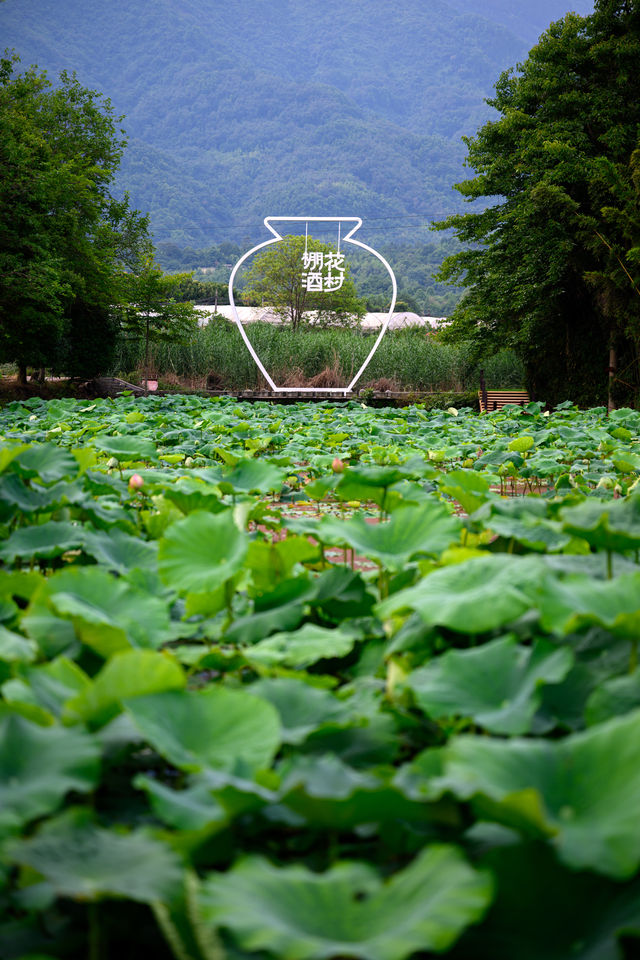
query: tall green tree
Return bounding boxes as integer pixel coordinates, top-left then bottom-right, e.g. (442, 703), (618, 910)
(119, 253), (199, 380)
(433, 0), (640, 407)
(242, 235), (366, 331)
(0, 53), (149, 381)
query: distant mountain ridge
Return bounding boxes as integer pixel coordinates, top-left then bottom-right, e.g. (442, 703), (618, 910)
(1, 0), (594, 247)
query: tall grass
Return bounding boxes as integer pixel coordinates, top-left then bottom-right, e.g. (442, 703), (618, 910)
(113, 321), (524, 392)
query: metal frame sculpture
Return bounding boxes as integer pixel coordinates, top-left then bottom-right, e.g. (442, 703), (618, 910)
(228, 216), (397, 394)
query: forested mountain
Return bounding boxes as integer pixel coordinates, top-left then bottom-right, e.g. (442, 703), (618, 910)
(1, 0), (593, 250)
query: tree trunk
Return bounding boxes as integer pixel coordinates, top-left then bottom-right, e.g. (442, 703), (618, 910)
(17, 364), (27, 385)
(608, 345), (616, 413)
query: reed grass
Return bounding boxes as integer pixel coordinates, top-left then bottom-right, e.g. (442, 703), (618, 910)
(113, 321), (524, 392)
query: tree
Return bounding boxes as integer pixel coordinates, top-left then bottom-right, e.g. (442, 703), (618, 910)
(0, 52), (149, 381)
(432, 1), (640, 408)
(119, 253), (199, 380)
(242, 235), (366, 331)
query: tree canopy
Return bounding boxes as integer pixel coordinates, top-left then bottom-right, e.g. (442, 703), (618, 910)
(242, 235), (366, 331)
(433, 0), (640, 408)
(0, 52), (149, 380)
(119, 253), (200, 378)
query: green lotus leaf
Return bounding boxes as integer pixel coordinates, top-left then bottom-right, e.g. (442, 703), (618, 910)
(0, 473), (67, 514)
(125, 686), (281, 772)
(0, 521), (86, 563)
(82, 527), (158, 574)
(159, 477), (226, 515)
(223, 600), (305, 646)
(93, 435), (158, 462)
(17, 658), (91, 719)
(7, 807), (182, 903)
(449, 842), (640, 960)
(65, 649), (185, 728)
(319, 501), (461, 570)
(585, 672), (640, 727)
(198, 767), (279, 818)
(134, 774), (227, 832)
(246, 536), (320, 592)
(474, 450), (524, 470)
(278, 753), (432, 829)
(484, 499), (571, 553)
(308, 566), (376, 620)
(198, 847), (492, 960)
(406, 636), (573, 735)
(42, 566), (172, 656)
(438, 469), (493, 514)
(158, 509), (248, 593)
(561, 495), (640, 552)
(0, 714), (100, 834)
(377, 555), (545, 634)
(0, 625), (38, 663)
(14, 444), (80, 483)
(441, 709), (640, 878)
(0, 442), (29, 474)
(218, 459), (285, 493)
(612, 450), (640, 473)
(245, 623), (358, 669)
(249, 678), (346, 744)
(537, 571), (640, 637)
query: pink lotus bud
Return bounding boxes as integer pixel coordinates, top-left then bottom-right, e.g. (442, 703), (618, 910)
(332, 457), (345, 473)
(128, 473), (144, 491)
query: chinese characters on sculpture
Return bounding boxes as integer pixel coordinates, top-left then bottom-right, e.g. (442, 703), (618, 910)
(301, 251), (346, 293)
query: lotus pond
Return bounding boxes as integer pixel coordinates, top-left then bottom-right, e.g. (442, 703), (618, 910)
(1, 393), (640, 959)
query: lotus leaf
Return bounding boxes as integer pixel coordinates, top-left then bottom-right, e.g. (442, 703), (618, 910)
(0, 625), (38, 663)
(134, 774), (227, 832)
(0, 521), (86, 563)
(449, 842), (640, 960)
(7, 807), (182, 903)
(41, 566), (172, 656)
(438, 469), (493, 514)
(14, 444), (80, 483)
(244, 623), (358, 669)
(537, 571), (640, 637)
(158, 509), (248, 593)
(277, 753), (431, 829)
(440, 709), (640, 878)
(377, 555), (545, 634)
(0, 714), (100, 834)
(219, 458), (285, 493)
(198, 847), (492, 960)
(585, 672), (640, 726)
(125, 686), (281, 772)
(319, 501), (461, 570)
(249, 678), (346, 744)
(65, 649), (185, 728)
(93, 435), (158, 462)
(17, 658), (91, 719)
(561, 495), (640, 552)
(406, 636), (573, 734)
(82, 527), (158, 574)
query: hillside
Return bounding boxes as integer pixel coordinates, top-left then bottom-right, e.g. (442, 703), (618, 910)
(1, 0), (594, 248)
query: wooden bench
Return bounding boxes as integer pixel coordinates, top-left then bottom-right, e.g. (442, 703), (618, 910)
(478, 389), (530, 412)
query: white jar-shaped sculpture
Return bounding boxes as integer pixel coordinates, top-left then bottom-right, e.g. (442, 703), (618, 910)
(228, 217), (397, 394)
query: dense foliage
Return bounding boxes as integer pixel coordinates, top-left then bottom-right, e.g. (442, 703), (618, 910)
(0, 0), (593, 246)
(1, 394), (640, 958)
(435, 0), (640, 408)
(0, 54), (150, 381)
